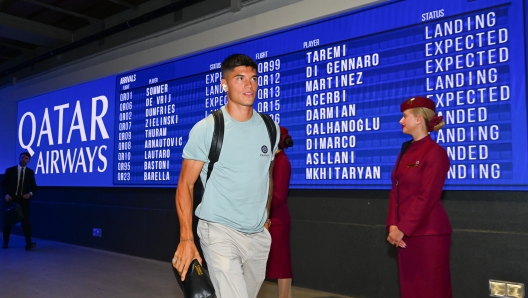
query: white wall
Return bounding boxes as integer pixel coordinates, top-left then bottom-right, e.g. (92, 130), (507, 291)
(0, 0), (381, 169)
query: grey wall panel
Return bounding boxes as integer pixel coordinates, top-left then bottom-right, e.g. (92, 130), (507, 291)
(5, 187), (524, 297)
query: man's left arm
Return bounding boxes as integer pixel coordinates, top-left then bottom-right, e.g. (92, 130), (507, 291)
(23, 169), (37, 199)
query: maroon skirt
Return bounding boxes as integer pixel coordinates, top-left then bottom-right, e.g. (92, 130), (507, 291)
(397, 234), (452, 298)
(265, 220), (292, 279)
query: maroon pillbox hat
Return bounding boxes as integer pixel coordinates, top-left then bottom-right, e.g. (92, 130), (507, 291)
(280, 126), (289, 137)
(400, 96), (436, 113)
(279, 126), (293, 149)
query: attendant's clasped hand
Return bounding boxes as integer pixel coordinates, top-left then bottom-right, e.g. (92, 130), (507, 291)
(387, 225), (407, 248)
(264, 219), (271, 230)
(172, 238), (202, 281)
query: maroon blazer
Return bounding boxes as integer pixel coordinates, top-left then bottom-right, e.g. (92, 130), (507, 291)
(266, 150), (293, 279)
(386, 135), (452, 237)
(270, 151), (291, 225)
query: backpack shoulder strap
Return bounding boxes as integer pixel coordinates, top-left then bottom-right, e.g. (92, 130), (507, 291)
(206, 109), (224, 182)
(258, 113), (277, 152)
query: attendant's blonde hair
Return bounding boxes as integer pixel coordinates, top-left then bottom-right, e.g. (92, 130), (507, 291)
(408, 107), (445, 132)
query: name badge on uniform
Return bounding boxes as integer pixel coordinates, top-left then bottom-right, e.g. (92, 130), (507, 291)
(407, 161), (420, 168)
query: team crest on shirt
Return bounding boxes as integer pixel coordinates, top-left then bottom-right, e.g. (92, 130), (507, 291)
(261, 145), (268, 154)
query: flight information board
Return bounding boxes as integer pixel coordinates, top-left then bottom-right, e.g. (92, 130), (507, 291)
(18, 0), (528, 189)
(113, 0), (528, 190)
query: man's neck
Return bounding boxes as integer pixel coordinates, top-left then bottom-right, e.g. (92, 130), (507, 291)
(225, 103), (253, 122)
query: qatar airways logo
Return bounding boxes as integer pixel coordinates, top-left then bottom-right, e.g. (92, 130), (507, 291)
(18, 95), (110, 175)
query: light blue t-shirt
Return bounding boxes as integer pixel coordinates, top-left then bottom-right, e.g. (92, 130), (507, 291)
(182, 106), (279, 233)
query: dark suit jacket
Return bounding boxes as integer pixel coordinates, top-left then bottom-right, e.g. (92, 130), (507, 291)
(2, 166), (37, 198)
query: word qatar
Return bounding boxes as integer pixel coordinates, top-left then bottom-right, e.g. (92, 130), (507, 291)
(18, 96), (110, 155)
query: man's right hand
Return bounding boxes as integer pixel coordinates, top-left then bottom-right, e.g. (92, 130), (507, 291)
(5, 194), (11, 202)
(173, 159), (204, 280)
(172, 240), (202, 280)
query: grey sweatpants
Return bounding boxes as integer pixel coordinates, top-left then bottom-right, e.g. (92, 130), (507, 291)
(197, 220), (271, 298)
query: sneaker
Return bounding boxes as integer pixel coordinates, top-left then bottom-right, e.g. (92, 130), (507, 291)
(25, 242), (36, 251)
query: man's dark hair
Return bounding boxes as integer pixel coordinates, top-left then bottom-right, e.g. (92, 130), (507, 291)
(221, 54), (258, 78)
(20, 152), (31, 159)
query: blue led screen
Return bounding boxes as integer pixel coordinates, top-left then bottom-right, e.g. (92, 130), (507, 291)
(18, 0), (528, 189)
(17, 77), (116, 186)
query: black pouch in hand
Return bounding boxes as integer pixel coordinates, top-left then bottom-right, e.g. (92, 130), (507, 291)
(172, 259), (216, 298)
(4, 202), (24, 226)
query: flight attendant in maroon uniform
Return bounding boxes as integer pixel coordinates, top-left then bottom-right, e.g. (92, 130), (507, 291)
(386, 96), (453, 298)
(266, 126), (294, 298)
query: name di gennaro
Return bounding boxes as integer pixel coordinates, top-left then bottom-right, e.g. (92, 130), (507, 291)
(18, 95), (110, 175)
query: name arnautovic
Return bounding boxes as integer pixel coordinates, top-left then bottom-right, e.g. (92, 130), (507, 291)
(144, 137), (182, 148)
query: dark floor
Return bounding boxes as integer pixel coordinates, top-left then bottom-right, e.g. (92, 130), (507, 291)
(0, 234), (353, 298)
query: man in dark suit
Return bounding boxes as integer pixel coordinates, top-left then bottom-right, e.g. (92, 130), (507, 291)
(2, 152), (37, 250)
